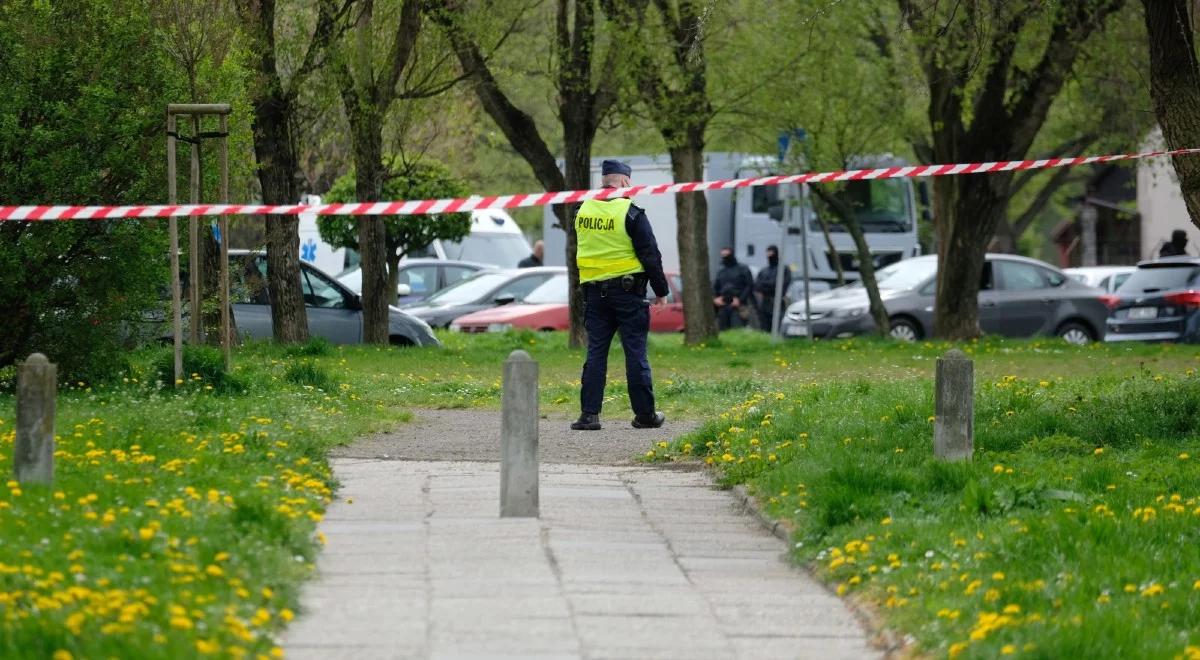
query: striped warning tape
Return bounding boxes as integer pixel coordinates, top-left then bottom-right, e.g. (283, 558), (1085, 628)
(2, 147), (1197, 221)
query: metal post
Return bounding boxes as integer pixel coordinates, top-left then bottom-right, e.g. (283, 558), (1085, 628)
(934, 349), (974, 461)
(218, 114), (231, 370)
(500, 350), (539, 518)
(771, 197), (788, 340)
(189, 113), (202, 344)
(14, 354), (56, 484)
(799, 183), (813, 340)
(166, 114), (183, 385)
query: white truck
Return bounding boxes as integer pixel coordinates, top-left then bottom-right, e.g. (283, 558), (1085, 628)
(541, 153), (923, 283)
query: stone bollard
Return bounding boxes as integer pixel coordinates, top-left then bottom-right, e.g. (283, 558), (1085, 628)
(934, 349), (973, 461)
(500, 350), (539, 517)
(15, 353), (56, 484)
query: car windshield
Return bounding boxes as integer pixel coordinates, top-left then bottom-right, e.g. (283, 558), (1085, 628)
(1117, 265), (1200, 294)
(811, 179), (913, 234)
(842, 258), (937, 292)
(426, 272), (508, 304)
(442, 234), (531, 269)
(523, 274), (569, 304)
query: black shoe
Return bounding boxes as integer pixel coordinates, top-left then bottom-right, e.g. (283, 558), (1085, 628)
(631, 412), (666, 429)
(571, 413), (601, 431)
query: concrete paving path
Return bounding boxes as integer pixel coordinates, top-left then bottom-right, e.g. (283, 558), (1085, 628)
(284, 414), (879, 659)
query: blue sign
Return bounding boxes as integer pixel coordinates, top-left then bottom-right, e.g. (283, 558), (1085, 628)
(777, 128), (807, 164)
(211, 222), (222, 244)
(301, 238), (318, 262)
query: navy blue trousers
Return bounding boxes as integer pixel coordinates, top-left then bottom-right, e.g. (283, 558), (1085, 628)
(579, 283), (656, 417)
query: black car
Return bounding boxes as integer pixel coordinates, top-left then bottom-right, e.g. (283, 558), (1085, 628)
(400, 267), (565, 328)
(1103, 257), (1200, 343)
(781, 254), (1110, 344)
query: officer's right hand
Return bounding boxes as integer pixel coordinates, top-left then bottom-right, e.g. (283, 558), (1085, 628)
(653, 296), (667, 308)
(713, 296), (724, 307)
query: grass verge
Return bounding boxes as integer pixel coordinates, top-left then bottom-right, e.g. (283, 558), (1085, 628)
(0, 344), (406, 659)
(653, 368), (1200, 659)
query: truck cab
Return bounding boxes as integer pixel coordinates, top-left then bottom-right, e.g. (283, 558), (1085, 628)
(733, 155), (922, 284)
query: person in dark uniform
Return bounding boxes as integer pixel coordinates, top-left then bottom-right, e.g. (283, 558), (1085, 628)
(1160, 230), (1189, 257)
(571, 160), (668, 431)
(518, 240), (544, 268)
(754, 244), (792, 332)
(712, 247), (753, 330)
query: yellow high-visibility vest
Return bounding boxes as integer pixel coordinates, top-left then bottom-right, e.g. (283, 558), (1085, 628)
(575, 198), (644, 283)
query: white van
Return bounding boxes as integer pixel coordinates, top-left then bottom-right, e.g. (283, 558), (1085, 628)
(299, 197), (533, 275)
(297, 195), (348, 276)
(436, 209), (533, 268)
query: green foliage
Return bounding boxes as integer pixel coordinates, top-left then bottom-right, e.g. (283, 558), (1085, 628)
(0, 0), (179, 381)
(283, 337), (334, 358)
(152, 346), (247, 394)
(283, 361), (336, 391)
(318, 159), (472, 261)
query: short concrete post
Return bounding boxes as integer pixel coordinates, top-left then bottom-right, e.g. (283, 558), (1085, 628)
(934, 349), (973, 461)
(500, 350), (539, 517)
(15, 353), (56, 484)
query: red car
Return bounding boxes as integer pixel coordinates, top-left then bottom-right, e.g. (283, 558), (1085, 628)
(450, 273), (686, 333)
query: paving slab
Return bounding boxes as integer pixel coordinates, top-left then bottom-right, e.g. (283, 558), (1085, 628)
(283, 459), (878, 659)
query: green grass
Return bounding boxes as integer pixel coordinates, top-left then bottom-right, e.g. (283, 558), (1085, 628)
(0, 331), (1196, 658)
(653, 367), (1200, 659)
(334, 328), (1200, 419)
(0, 346), (408, 659)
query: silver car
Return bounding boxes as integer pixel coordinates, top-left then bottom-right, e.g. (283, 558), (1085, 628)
(781, 254), (1109, 344)
(230, 250), (439, 347)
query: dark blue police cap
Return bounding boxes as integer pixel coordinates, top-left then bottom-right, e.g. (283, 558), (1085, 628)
(601, 159), (632, 177)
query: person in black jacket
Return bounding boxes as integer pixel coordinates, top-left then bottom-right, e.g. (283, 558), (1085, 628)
(754, 245), (792, 332)
(517, 240), (544, 268)
(1159, 230), (1189, 257)
(712, 247), (753, 330)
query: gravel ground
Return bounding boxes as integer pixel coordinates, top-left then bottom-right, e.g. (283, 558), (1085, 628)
(332, 408), (702, 465)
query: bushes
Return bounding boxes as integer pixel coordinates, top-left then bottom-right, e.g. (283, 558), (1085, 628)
(0, 0), (179, 383)
(152, 346), (247, 394)
(283, 362), (336, 391)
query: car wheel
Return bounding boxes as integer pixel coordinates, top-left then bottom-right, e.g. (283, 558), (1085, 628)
(1057, 321), (1094, 346)
(888, 317), (921, 342)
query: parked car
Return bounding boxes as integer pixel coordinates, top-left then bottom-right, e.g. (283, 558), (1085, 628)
(400, 267), (565, 328)
(229, 250), (439, 347)
(337, 258), (486, 305)
(780, 254), (1109, 344)
(1103, 257), (1200, 343)
(1065, 266), (1136, 293)
(449, 273), (686, 333)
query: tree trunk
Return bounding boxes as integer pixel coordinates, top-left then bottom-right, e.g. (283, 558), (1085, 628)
(1143, 0), (1200, 228)
(251, 90), (309, 343)
(991, 219), (1018, 253)
(562, 118), (595, 349)
(933, 172), (1012, 339)
(350, 111), (391, 343)
(387, 252), (403, 308)
(815, 214), (845, 286)
(814, 186), (888, 337)
(668, 137), (718, 344)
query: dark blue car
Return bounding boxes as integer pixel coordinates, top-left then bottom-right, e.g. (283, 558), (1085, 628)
(1104, 257), (1200, 343)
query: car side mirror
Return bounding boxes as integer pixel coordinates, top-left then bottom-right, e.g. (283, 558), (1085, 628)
(396, 283), (412, 297)
(494, 294), (516, 306)
(345, 294), (363, 311)
(767, 202), (784, 222)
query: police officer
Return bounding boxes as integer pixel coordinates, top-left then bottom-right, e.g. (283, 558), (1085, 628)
(571, 160), (668, 431)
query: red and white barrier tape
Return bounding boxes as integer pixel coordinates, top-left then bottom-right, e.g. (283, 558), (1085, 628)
(2, 147), (1198, 222)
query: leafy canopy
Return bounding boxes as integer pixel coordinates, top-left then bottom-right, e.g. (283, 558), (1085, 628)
(318, 159), (472, 260)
